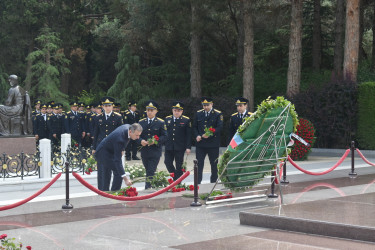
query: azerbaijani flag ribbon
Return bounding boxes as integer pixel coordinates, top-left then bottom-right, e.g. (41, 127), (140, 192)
(229, 132), (244, 149)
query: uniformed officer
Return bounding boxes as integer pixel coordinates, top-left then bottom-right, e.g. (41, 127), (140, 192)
(138, 101), (167, 189)
(82, 103), (93, 148)
(92, 97), (123, 151)
(113, 102), (121, 113)
(32, 100), (41, 118)
(34, 104), (50, 142)
(123, 101), (141, 161)
(164, 101), (192, 180)
(46, 101), (54, 115)
(48, 103), (64, 146)
(193, 97), (223, 184)
(64, 101), (86, 145)
(228, 97), (253, 141)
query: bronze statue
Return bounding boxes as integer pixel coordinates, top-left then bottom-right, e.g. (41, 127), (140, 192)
(0, 75), (32, 136)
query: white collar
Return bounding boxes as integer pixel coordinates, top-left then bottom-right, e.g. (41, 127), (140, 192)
(105, 112), (112, 117)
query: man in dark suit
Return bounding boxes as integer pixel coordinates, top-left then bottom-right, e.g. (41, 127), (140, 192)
(228, 97), (253, 140)
(95, 123), (143, 191)
(164, 101), (192, 180)
(64, 101), (86, 145)
(48, 103), (64, 146)
(193, 97), (223, 184)
(123, 101), (141, 161)
(138, 101), (167, 189)
(92, 97), (123, 152)
(34, 104), (50, 142)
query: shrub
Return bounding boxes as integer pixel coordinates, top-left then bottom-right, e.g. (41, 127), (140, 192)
(356, 82), (375, 149)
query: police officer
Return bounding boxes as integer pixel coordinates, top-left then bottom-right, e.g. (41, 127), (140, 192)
(32, 100), (41, 118)
(82, 103), (93, 148)
(123, 101), (141, 161)
(64, 101), (86, 145)
(164, 101), (192, 180)
(92, 97), (123, 151)
(228, 97), (253, 140)
(113, 102), (121, 113)
(34, 104), (50, 142)
(193, 97), (223, 184)
(138, 101), (167, 189)
(46, 101), (54, 115)
(49, 103), (64, 146)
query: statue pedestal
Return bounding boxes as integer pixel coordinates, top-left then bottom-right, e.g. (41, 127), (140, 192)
(0, 136), (36, 155)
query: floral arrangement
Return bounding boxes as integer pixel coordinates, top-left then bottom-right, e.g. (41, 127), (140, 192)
(167, 173), (195, 192)
(125, 163), (146, 180)
(0, 234), (31, 249)
(84, 156), (97, 175)
(204, 126), (215, 137)
(147, 135), (159, 145)
(289, 118), (316, 161)
(110, 186), (138, 197)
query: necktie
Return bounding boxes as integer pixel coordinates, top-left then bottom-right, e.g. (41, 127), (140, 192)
(43, 115), (46, 121)
(106, 115), (109, 120)
(240, 114), (242, 119)
(205, 112), (208, 117)
(148, 119), (152, 124)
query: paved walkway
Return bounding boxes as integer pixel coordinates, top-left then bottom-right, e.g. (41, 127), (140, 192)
(0, 148), (375, 249)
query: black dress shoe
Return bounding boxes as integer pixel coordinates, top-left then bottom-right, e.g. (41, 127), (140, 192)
(126, 157), (131, 161)
(132, 156), (141, 160)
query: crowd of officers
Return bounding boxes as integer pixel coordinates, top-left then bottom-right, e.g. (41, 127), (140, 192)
(32, 96), (252, 188)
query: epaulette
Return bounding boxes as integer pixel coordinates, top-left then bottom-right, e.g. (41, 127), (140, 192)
(125, 111), (130, 114)
(67, 111), (71, 114)
(214, 109), (222, 113)
(165, 115), (172, 118)
(248, 112), (254, 115)
(36, 113), (41, 116)
(139, 118), (146, 122)
(114, 112), (122, 116)
(182, 115), (190, 119)
(197, 109), (204, 112)
(157, 117), (164, 122)
(231, 112), (238, 116)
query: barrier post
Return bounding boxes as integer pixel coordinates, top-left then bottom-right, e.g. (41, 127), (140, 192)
(268, 167), (278, 198)
(349, 141), (357, 177)
(280, 161), (289, 184)
(62, 161), (73, 210)
(190, 159), (202, 207)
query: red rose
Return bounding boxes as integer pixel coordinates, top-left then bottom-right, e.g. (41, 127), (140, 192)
(88, 168), (92, 172)
(172, 187), (177, 192)
(26, 247), (32, 250)
(189, 185), (194, 191)
(0, 234), (7, 239)
(209, 128), (216, 133)
(154, 135), (159, 141)
(85, 171), (90, 175)
(168, 178), (173, 184)
(182, 168), (186, 172)
(170, 173), (175, 178)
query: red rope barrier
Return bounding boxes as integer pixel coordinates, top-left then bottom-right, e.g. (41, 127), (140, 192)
(356, 149), (375, 166)
(287, 149), (350, 175)
(0, 173), (62, 211)
(72, 171), (190, 201)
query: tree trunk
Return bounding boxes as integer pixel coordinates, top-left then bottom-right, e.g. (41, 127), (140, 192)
(372, 2), (375, 69)
(236, 1), (244, 78)
(312, 0), (322, 71)
(287, 0), (303, 98)
(343, 0), (360, 82)
(358, 0), (367, 60)
(190, 0), (202, 98)
(243, 0), (254, 111)
(25, 39), (34, 91)
(60, 46), (71, 94)
(334, 0), (345, 78)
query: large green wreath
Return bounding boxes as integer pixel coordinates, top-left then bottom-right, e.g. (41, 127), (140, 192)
(218, 96), (299, 190)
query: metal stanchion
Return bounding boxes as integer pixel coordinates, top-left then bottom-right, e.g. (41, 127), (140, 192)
(190, 159), (202, 207)
(349, 141), (357, 178)
(62, 161), (73, 210)
(268, 169), (278, 198)
(280, 161), (289, 184)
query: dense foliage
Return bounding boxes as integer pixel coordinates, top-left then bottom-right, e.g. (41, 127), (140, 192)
(356, 82), (375, 149)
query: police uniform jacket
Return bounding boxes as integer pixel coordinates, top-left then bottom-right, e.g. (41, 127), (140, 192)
(49, 113), (64, 137)
(92, 112), (123, 150)
(95, 124), (131, 177)
(123, 110), (141, 124)
(193, 109), (223, 148)
(229, 111), (253, 139)
(64, 111), (85, 138)
(165, 115), (192, 151)
(34, 113), (49, 138)
(138, 117), (167, 158)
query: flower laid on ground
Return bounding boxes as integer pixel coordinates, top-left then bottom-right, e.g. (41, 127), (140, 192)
(0, 233), (31, 249)
(199, 190), (230, 201)
(290, 118), (316, 161)
(125, 163), (146, 180)
(213, 192), (233, 200)
(170, 183), (197, 193)
(147, 135), (159, 145)
(110, 186), (138, 197)
(204, 126), (215, 137)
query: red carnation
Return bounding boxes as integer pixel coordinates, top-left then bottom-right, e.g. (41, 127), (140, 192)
(189, 185), (194, 191)
(0, 234), (7, 239)
(182, 168), (186, 172)
(170, 173), (175, 178)
(154, 135), (159, 141)
(26, 247), (32, 250)
(209, 128), (216, 133)
(88, 168), (92, 172)
(75, 144), (79, 147)
(85, 171), (90, 175)
(168, 178), (173, 184)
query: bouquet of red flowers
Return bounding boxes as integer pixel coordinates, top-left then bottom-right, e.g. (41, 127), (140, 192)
(148, 135), (159, 145)
(204, 126), (215, 137)
(112, 186), (138, 197)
